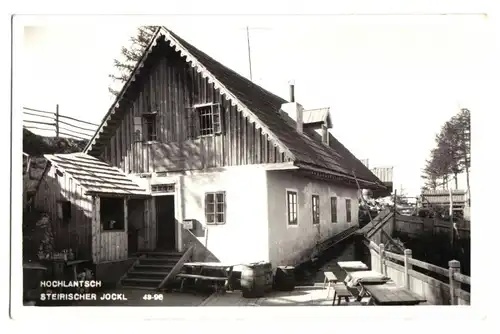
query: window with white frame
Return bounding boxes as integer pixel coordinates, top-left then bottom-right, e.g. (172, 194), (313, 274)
(346, 198), (352, 223)
(205, 191), (226, 225)
(287, 191), (298, 225)
(312, 195), (320, 225)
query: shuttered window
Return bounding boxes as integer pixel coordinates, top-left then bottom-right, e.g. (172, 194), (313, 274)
(186, 104), (224, 138)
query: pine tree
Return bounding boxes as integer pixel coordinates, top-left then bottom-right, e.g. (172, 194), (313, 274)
(421, 108), (471, 196)
(108, 26), (159, 97)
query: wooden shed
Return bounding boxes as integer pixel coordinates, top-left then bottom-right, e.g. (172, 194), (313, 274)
(34, 153), (149, 265)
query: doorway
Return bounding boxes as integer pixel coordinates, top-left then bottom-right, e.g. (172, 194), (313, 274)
(127, 199), (145, 256)
(155, 195), (176, 251)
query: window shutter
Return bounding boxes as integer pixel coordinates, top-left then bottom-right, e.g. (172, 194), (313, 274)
(212, 104), (222, 134)
(157, 111), (164, 142)
(133, 116), (143, 142)
(186, 107), (197, 139)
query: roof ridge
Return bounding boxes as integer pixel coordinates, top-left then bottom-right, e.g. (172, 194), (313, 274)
(161, 27), (289, 106)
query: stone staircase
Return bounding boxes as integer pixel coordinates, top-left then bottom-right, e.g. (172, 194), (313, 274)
(119, 250), (184, 290)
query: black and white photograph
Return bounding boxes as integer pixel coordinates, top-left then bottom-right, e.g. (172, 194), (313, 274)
(8, 2), (496, 324)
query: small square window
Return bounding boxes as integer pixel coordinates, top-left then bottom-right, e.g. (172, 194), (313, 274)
(101, 198), (125, 231)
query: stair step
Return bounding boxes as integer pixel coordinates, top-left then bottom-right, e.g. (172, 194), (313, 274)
(136, 250), (183, 257)
(127, 271), (169, 278)
(134, 264), (175, 271)
(122, 278), (162, 283)
(140, 257), (179, 264)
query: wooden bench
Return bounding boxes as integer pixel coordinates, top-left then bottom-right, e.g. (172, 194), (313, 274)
(323, 271), (338, 298)
(177, 273), (228, 292)
(331, 283), (353, 306)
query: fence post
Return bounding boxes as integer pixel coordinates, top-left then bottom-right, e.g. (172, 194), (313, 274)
(55, 104), (60, 138)
(448, 260), (460, 305)
(379, 243), (385, 275)
(404, 249), (412, 289)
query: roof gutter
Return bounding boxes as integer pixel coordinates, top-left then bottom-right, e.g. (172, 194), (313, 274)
(83, 27), (163, 153)
(294, 162), (386, 189)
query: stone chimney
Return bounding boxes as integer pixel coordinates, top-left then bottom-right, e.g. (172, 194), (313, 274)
(289, 80), (295, 102)
(321, 124), (329, 145)
(280, 81), (304, 133)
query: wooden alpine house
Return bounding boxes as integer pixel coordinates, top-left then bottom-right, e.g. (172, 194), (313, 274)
(34, 27), (386, 289)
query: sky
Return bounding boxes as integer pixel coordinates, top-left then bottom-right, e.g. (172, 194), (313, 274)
(20, 15), (490, 196)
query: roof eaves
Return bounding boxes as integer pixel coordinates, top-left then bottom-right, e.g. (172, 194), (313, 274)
(84, 27), (164, 154)
(294, 161), (386, 189)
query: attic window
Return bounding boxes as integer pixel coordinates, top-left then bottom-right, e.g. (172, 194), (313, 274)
(142, 112), (157, 141)
(197, 104), (222, 136)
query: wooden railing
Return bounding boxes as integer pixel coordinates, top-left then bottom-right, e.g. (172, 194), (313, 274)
(368, 241), (470, 305)
(157, 245), (194, 290)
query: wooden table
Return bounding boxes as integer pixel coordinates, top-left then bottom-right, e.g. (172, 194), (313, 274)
(179, 262), (236, 292)
(343, 270), (392, 302)
(344, 270), (391, 286)
(337, 261), (369, 272)
(362, 282), (427, 305)
(66, 259), (90, 280)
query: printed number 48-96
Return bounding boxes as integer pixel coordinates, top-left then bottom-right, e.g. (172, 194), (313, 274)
(142, 294), (164, 301)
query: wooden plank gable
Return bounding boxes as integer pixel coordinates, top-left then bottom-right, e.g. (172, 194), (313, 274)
(96, 45), (288, 174)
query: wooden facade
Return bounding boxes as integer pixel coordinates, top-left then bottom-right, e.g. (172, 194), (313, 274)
(34, 164), (93, 260)
(91, 197), (128, 263)
(99, 44), (286, 174)
(33, 161), (154, 264)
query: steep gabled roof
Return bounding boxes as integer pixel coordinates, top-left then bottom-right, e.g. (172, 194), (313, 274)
(84, 27), (383, 188)
(44, 153), (148, 196)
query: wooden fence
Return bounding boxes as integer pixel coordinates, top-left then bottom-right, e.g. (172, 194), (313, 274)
(368, 241), (470, 305)
(394, 214), (470, 240)
(23, 105), (98, 141)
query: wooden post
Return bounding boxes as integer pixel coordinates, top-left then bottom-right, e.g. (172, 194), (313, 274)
(379, 243), (385, 275)
(404, 249), (412, 289)
(55, 104), (60, 138)
(449, 188), (454, 249)
(448, 260), (460, 305)
(393, 189), (397, 231)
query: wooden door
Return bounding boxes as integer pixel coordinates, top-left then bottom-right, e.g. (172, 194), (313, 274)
(155, 195), (176, 250)
(128, 199), (144, 255)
